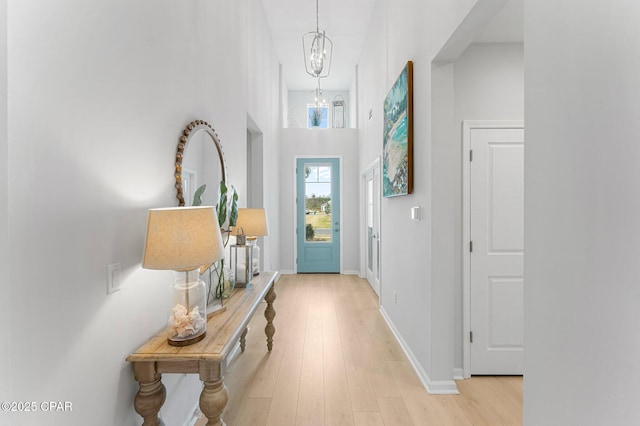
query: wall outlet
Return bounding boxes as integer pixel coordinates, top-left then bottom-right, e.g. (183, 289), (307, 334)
(106, 263), (121, 294)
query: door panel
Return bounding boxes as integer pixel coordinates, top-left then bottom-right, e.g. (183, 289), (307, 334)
(488, 144), (524, 252)
(470, 127), (524, 375)
(488, 277), (524, 347)
(296, 158), (340, 273)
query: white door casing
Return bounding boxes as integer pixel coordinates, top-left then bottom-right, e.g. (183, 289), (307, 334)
(463, 120), (524, 376)
(363, 159), (381, 296)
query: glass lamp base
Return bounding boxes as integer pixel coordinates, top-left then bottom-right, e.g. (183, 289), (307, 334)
(168, 271), (207, 347)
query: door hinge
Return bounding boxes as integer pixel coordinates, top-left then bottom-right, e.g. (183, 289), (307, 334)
(470, 331), (474, 343)
(470, 149), (473, 162)
(469, 241), (473, 253)
(296, 258), (298, 264)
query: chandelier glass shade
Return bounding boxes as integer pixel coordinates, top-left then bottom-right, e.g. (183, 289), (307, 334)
(314, 78), (325, 106)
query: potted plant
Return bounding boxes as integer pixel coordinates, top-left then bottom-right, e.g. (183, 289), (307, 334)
(193, 180), (239, 305)
(310, 107), (323, 127)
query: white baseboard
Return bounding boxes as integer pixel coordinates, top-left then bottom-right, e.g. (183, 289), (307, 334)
(453, 368), (464, 381)
(343, 270), (360, 275)
(379, 307), (459, 395)
(279, 269), (295, 275)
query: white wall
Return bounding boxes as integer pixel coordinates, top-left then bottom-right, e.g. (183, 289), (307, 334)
(279, 128), (360, 274)
(287, 90), (351, 129)
(357, 0), (478, 393)
(0, 0), (9, 405)
(430, 60), (457, 384)
(524, 1), (640, 424)
(280, 65), (289, 128)
(246, 0), (282, 273)
(6, 0), (279, 425)
(455, 43), (524, 120)
(349, 67), (358, 130)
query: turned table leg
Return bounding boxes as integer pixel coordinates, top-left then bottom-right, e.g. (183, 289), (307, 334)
(240, 327), (248, 352)
(133, 362), (166, 426)
(199, 361), (228, 426)
(264, 285), (277, 352)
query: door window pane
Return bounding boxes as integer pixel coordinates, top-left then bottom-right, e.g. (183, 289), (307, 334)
(305, 162), (332, 242)
(307, 106), (329, 128)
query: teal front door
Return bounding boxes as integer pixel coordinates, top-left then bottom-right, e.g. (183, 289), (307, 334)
(296, 158), (340, 273)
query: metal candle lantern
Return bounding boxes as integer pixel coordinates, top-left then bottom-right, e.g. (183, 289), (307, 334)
(332, 95), (345, 128)
(230, 244), (253, 288)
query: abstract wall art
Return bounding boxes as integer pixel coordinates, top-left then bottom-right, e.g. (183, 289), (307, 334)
(383, 61), (413, 197)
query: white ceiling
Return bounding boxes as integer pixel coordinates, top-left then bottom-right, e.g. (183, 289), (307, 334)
(261, 0), (523, 93)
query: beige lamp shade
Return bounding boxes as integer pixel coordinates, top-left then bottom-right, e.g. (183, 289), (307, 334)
(231, 208), (269, 237)
(142, 206), (224, 272)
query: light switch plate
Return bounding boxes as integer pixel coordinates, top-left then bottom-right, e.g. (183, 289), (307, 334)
(106, 263), (121, 294)
(411, 206), (420, 221)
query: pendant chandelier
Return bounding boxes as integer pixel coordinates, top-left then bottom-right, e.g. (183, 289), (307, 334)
(309, 77), (327, 127)
(314, 77), (326, 106)
(302, 0), (333, 79)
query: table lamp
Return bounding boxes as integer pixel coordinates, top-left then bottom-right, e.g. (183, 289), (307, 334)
(232, 208), (269, 276)
(142, 206), (224, 346)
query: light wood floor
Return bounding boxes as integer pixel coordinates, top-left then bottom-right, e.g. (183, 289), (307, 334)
(196, 274), (522, 426)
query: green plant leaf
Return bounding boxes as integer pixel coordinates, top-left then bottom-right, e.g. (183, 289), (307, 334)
(228, 186), (239, 227)
(192, 184), (206, 206)
(217, 180), (228, 227)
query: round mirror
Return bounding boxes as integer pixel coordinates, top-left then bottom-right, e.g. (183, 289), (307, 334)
(175, 120), (227, 207)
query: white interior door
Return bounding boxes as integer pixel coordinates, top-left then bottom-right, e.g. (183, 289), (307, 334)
(468, 123), (524, 375)
(364, 162), (381, 296)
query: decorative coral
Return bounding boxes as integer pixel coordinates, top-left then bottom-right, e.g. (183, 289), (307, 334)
(168, 304), (205, 338)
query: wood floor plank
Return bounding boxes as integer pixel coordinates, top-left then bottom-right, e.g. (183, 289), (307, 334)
(343, 348), (380, 412)
(429, 394), (474, 426)
(378, 397), (415, 426)
(246, 351), (284, 398)
(323, 378), (355, 426)
(353, 411), (385, 426)
(296, 380), (324, 426)
(300, 293), (323, 382)
(265, 356), (303, 426)
(234, 397), (271, 426)
(455, 376), (522, 426)
(222, 349), (267, 425)
(322, 334), (354, 426)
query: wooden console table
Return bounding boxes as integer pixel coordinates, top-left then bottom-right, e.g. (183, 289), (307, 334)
(127, 271), (278, 426)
